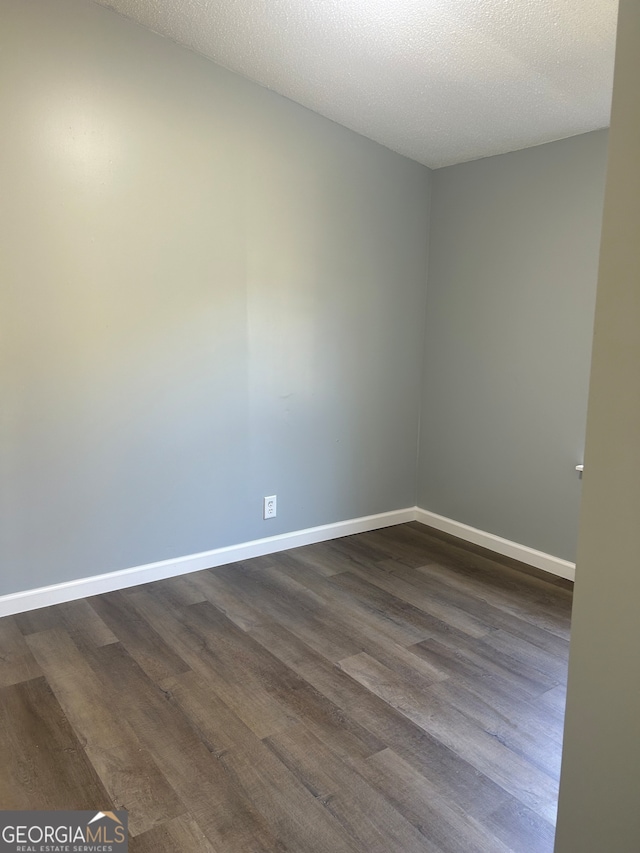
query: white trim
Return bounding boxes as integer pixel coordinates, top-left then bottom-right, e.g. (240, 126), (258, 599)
(0, 508), (415, 618)
(414, 508), (575, 581)
(0, 505), (574, 617)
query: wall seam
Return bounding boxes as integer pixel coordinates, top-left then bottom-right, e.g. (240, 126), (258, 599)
(413, 167), (435, 507)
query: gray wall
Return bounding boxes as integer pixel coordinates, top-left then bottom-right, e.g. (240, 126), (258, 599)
(0, 0), (431, 596)
(555, 0), (640, 848)
(418, 131), (609, 561)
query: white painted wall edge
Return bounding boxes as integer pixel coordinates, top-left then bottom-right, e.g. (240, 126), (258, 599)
(414, 508), (576, 581)
(0, 508), (415, 618)
(0, 505), (574, 617)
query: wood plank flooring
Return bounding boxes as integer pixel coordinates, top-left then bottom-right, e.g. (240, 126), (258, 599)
(0, 522), (572, 852)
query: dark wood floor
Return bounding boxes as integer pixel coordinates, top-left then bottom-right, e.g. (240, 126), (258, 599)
(0, 522), (572, 852)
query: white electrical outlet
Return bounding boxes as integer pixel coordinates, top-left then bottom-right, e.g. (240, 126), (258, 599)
(263, 495), (277, 519)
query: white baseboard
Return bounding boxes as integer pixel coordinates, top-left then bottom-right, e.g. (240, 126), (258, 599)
(414, 508), (576, 581)
(0, 505), (574, 618)
(0, 508), (415, 618)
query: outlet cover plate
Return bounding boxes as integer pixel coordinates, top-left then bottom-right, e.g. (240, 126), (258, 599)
(263, 495), (277, 519)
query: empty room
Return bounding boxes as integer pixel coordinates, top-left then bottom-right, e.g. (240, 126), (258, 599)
(2, 0), (639, 851)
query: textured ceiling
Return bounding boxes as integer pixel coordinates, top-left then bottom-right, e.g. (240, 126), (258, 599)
(94, 0), (618, 168)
